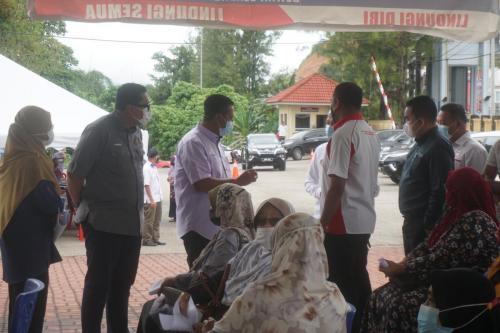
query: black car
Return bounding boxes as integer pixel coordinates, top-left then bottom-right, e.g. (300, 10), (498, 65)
(283, 128), (328, 160)
(379, 142), (415, 184)
(241, 134), (287, 171)
(377, 129), (403, 143)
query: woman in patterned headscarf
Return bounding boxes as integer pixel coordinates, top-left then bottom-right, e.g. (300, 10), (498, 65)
(137, 183), (254, 333)
(203, 212), (348, 333)
(0, 106), (61, 333)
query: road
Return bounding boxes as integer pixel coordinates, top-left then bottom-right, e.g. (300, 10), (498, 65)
(55, 159), (403, 256)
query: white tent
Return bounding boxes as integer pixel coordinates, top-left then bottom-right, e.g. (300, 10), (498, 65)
(0, 54), (107, 149)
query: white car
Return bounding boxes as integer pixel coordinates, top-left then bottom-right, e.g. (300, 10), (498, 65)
(471, 131), (500, 152)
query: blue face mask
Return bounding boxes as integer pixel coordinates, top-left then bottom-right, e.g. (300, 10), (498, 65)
(219, 120), (234, 136)
(437, 125), (449, 139)
(325, 125), (334, 138)
(417, 305), (454, 333)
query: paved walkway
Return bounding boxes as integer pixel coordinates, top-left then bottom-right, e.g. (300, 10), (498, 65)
(0, 246), (403, 332)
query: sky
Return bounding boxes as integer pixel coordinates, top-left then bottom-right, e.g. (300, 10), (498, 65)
(57, 22), (325, 85)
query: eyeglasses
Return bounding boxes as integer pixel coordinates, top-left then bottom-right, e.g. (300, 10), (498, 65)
(132, 104), (150, 112)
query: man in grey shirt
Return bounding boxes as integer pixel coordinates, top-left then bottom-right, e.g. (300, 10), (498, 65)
(68, 83), (150, 333)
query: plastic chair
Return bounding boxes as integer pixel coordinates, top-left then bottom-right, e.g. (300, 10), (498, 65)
(345, 302), (357, 333)
(10, 279), (46, 333)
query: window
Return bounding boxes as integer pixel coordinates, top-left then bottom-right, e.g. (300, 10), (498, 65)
(280, 113), (288, 125)
(317, 115), (327, 128)
(295, 114), (310, 129)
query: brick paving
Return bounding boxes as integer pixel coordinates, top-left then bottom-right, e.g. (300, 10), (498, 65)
(0, 246), (403, 332)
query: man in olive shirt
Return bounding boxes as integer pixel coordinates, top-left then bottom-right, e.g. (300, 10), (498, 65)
(68, 83), (150, 333)
(399, 96), (454, 254)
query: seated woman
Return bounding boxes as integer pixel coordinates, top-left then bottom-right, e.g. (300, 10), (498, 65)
(418, 268), (499, 333)
(361, 167), (500, 333)
(221, 198), (295, 306)
(137, 183), (254, 333)
(201, 212), (349, 333)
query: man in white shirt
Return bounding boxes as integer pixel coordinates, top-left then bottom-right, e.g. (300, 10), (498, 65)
(304, 112), (333, 219)
(143, 148), (165, 246)
(437, 103), (487, 172)
(278, 122), (288, 141)
(320, 82), (380, 332)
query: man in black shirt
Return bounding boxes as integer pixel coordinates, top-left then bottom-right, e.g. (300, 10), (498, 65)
(399, 96), (454, 254)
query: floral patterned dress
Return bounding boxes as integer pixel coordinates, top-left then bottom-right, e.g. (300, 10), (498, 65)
(361, 210), (499, 333)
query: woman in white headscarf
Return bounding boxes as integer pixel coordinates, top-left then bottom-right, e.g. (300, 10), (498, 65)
(203, 212), (348, 333)
(221, 198), (295, 306)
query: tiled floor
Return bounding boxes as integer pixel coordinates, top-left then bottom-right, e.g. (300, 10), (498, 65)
(0, 246), (404, 332)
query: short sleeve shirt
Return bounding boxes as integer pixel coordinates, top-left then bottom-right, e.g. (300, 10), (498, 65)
(174, 125), (231, 239)
(68, 113), (144, 237)
(487, 139), (500, 173)
(453, 132), (488, 172)
(143, 162), (163, 204)
(320, 113), (380, 235)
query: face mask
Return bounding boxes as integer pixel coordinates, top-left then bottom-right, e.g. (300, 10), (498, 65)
(137, 107), (151, 129)
(417, 305), (454, 333)
(418, 303), (490, 333)
(255, 227), (274, 250)
(33, 128), (54, 146)
(219, 120), (234, 137)
(404, 121), (420, 138)
(325, 125), (334, 138)
(438, 125), (449, 139)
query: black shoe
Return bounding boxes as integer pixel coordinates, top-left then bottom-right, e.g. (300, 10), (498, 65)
(155, 240), (166, 245)
(142, 240), (157, 246)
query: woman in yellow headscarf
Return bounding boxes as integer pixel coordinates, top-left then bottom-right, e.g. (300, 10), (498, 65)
(0, 106), (62, 333)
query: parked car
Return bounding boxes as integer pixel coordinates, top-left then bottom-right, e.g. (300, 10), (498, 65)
(471, 131), (500, 152)
(380, 132), (414, 156)
(283, 128), (328, 160)
(379, 140), (415, 184)
(377, 129), (403, 143)
(241, 134), (287, 171)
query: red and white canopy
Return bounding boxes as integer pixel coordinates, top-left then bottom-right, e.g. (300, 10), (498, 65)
(28, 0), (499, 41)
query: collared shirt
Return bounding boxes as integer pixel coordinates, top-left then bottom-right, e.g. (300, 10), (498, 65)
(399, 127), (454, 229)
(320, 113), (380, 235)
(452, 132), (488, 172)
(305, 142), (327, 219)
(174, 124), (231, 239)
(68, 112), (144, 237)
(487, 139), (500, 173)
(143, 162), (163, 204)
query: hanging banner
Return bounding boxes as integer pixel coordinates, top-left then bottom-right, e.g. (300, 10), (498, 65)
(28, 0), (500, 41)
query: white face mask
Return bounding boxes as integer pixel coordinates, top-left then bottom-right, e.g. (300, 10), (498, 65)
(254, 228), (274, 251)
(33, 128), (54, 146)
(138, 107), (151, 129)
(403, 122), (415, 138)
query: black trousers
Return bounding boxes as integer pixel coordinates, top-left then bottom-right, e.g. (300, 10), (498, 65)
(324, 233), (371, 333)
(181, 231), (210, 269)
(81, 222), (141, 333)
(402, 217), (426, 255)
(8, 272), (49, 333)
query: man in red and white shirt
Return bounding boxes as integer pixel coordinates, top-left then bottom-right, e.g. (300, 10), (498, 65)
(320, 82), (380, 332)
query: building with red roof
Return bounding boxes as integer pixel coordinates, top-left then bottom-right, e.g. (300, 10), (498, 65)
(266, 73), (368, 138)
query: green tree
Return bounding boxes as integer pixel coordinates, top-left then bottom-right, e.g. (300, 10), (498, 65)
(150, 45), (197, 104)
(148, 82), (252, 156)
(316, 32), (435, 123)
(265, 70), (295, 96)
(152, 29), (280, 99)
(0, 0), (78, 89)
